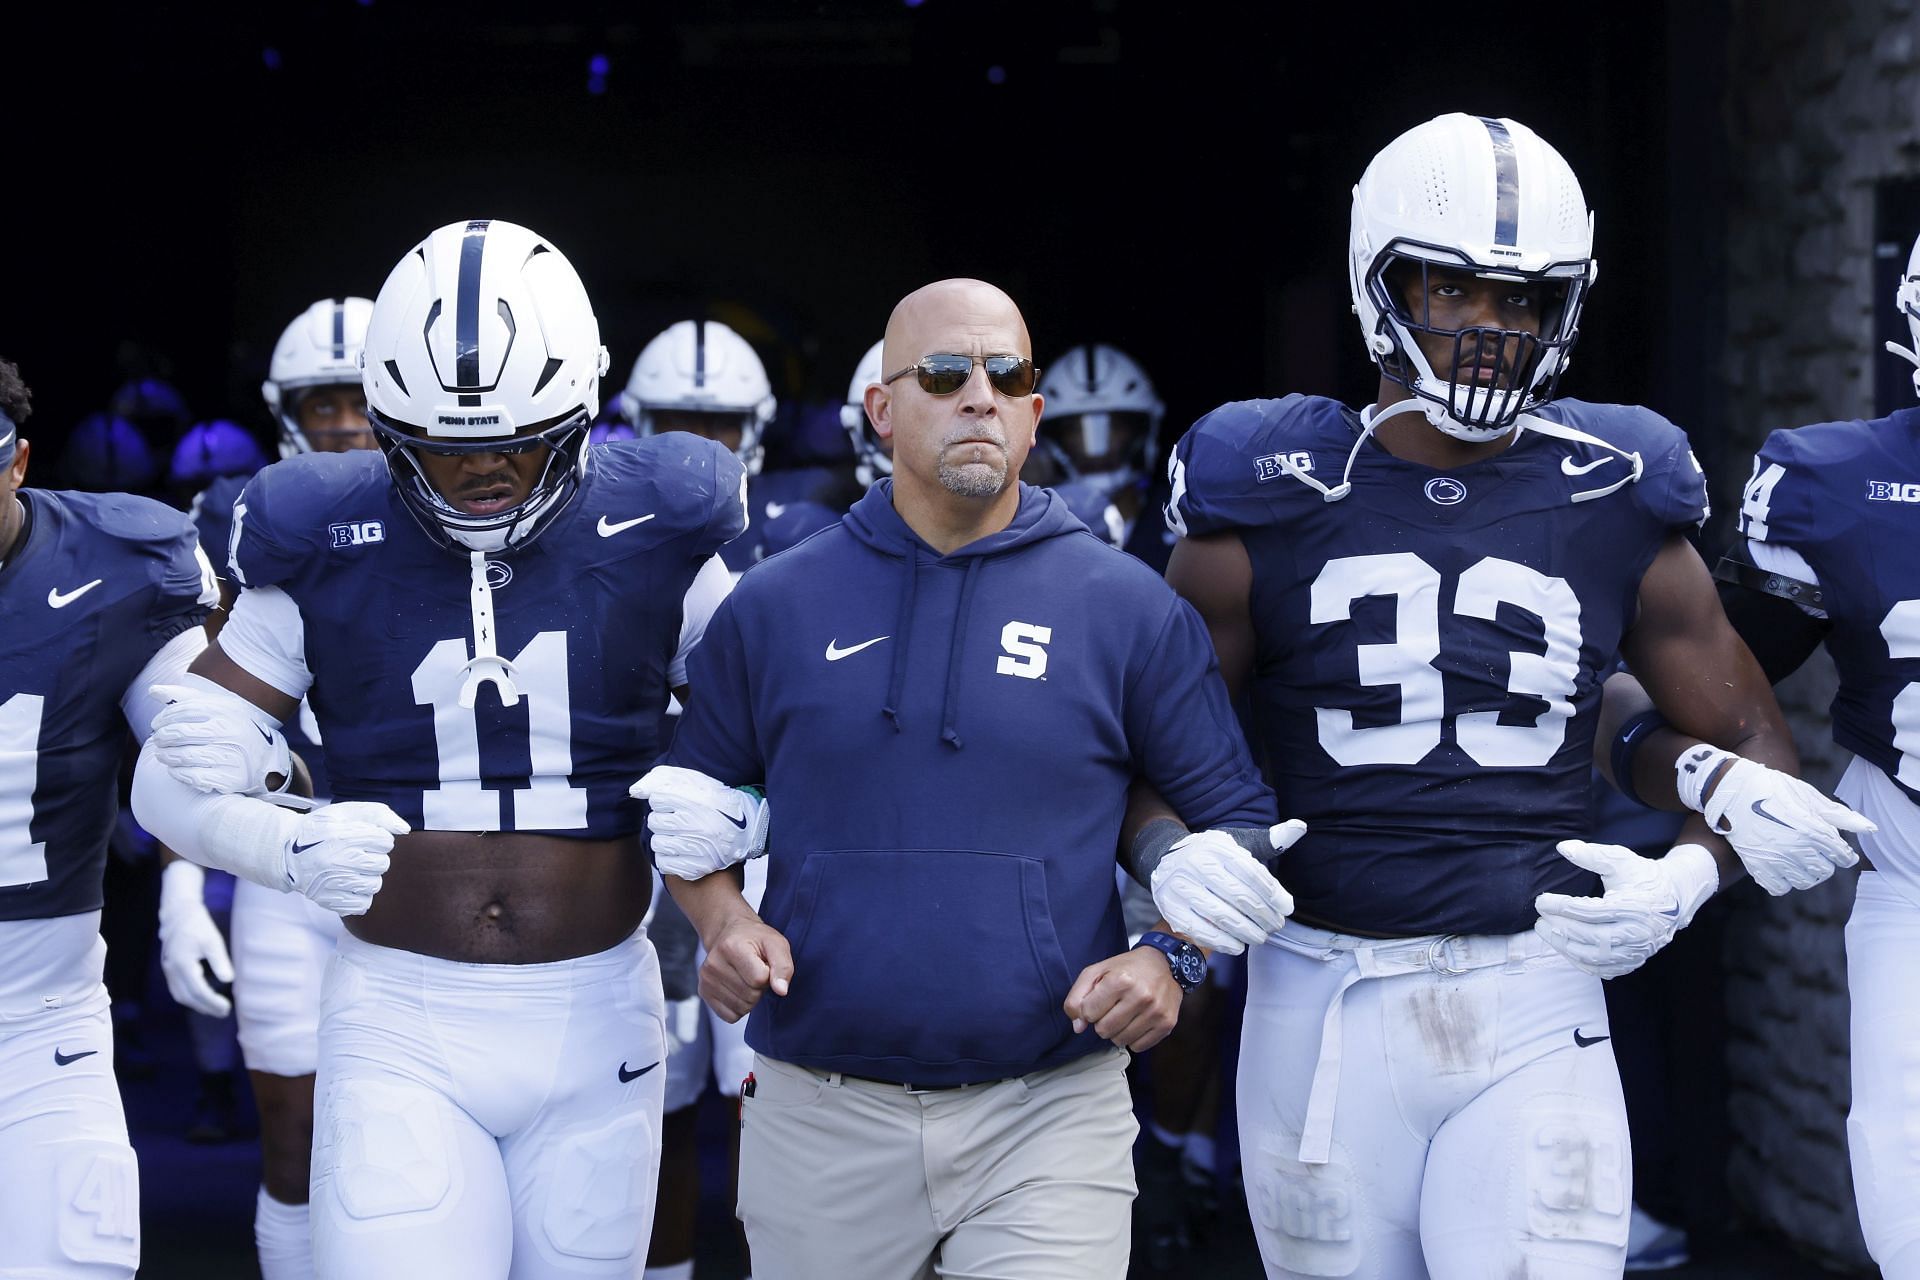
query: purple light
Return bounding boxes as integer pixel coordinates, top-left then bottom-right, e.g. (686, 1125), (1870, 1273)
(986, 64), (1006, 85)
(589, 53), (609, 75)
(903, 0), (925, 7)
(587, 52), (609, 95)
(262, 47), (282, 70)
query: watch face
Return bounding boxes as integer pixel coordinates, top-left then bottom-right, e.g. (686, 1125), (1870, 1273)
(1175, 950), (1207, 988)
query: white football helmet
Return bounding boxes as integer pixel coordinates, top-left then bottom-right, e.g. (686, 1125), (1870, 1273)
(262, 297), (374, 458)
(1349, 113), (1596, 442)
(839, 338), (888, 486)
(362, 219), (609, 553)
(1036, 344), (1165, 489)
(618, 320), (776, 476)
(1887, 232), (1920, 397)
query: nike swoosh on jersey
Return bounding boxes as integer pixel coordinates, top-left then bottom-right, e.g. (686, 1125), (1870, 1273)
(1572, 1029), (1610, 1048)
(47, 579), (104, 608)
(825, 635), (890, 661)
(597, 513), (658, 537)
(54, 1047), (100, 1066)
(765, 501), (788, 519)
(1561, 456), (1615, 477)
(619, 1060), (660, 1082)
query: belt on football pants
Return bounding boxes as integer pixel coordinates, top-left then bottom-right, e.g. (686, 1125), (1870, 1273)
(1267, 923), (1542, 1165)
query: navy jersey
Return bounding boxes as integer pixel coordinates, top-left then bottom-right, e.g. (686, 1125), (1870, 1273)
(721, 466), (848, 573)
(230, 437), (745, 837)
(1053, 477), (1176, 573)
(1739, 407), (1920, 801)
(1168, 395), (1708, 936)
(188, 473), (252, 579)
(0, 490), (215, 920)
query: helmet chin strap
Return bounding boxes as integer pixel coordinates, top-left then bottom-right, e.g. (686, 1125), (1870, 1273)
(1270, 398), (1430, 504)
(1888, 338), (1920, 398)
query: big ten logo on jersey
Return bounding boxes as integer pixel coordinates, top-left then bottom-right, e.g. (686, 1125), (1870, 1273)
(329, 520), (386, 549)
(1255, 451), (1315, 483)
(995, 622), (1052, 679)
(1867, 479), (1920, 504)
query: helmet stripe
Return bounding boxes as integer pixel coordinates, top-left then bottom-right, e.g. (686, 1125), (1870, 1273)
(330, 299), (346, 360)
(1084, 345), (1097, 390)
(694, 320), (707, 389)
(1477, 117), (1519, 248)
(455, 220), (491, 390)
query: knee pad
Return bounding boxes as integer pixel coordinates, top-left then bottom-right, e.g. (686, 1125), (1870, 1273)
(322, 1078), (452, 1221)
(1519, 1096), (1629, 1249)
(534, 1111), (659, 1262)
(55, 1141), (141, 1273)
(1243, 1131), (1361, 1277)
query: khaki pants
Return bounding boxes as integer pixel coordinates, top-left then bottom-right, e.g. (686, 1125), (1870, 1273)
(739, 1047), (1137, 1280)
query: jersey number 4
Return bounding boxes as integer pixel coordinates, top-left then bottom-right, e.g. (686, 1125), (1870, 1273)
(411, 632), (590, 831)
(1312, 553), (1582, 768)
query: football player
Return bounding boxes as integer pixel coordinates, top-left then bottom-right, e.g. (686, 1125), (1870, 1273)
(623, 318), (842, 574)
(1040, 343), (1175, 572)
(0, 356), (220, 1278)
(162, 296), (377, 1280)
(133, 219), (745, 1279)
(1152, 113), (1860, 1276)
(1601, 231), (1920, 1277)
(842, 337), (889, 488)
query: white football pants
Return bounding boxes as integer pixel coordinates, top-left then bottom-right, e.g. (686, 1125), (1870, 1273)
(0, 982), (140, 1278)
(1841, 756), (1920, 1277)
(1238, 921), (1630, 1279)
(310, 928), (667, 1280)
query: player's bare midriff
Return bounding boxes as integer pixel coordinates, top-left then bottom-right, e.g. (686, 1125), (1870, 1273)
(345, 829), (651, 964)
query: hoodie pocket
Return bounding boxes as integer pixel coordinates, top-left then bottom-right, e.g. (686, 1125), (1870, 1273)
(768, 848), (1078, 1071)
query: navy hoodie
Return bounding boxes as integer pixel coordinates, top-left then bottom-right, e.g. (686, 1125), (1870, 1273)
(666, 480), (1275, 1085)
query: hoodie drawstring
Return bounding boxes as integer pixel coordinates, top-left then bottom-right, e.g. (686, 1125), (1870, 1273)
(881, 546), (919, 732)
(939, 557), (985, 749)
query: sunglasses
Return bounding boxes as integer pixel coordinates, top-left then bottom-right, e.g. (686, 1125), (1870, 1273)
(883, 353), (1040, 397)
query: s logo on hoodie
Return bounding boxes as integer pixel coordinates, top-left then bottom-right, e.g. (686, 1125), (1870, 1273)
(995, 622), (1053, 680)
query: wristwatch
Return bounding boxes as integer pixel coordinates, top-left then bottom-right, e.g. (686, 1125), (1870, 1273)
(1136, 930), (1207, 994)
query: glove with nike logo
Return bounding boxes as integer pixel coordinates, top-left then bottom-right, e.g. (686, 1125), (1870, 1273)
(631, 765), (770, 880)
(1675, 745), (1874, 895)
(1534, 839), (1719, 978)
(278, 802), (408, 916)
(1146, 822), (1305, 956)
(149, 677), (300, 802)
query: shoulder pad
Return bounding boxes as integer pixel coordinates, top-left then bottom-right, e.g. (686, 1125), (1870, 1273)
(590, 434), (748, 558)
(1739, 417), (1881, 546)
(1535, 399), (1707, 529)
(230, 451), (390, 589)
(759, 499), (840, 560)
(1165, 395), (1353, 536)
(47, 489), (216, 611)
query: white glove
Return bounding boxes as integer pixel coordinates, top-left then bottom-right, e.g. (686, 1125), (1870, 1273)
(630, 765), (770, 880)
(1149, 821), (1305, 956)
(157, 860), (234, 1018)
(1675, 745), (1874, 896)
(1533, 840), (1719, 979)
(277, 802), (408, 915)
(149, 678), (295, 800)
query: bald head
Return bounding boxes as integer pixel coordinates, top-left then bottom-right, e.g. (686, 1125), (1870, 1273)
(882, 279), (1031, 374)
